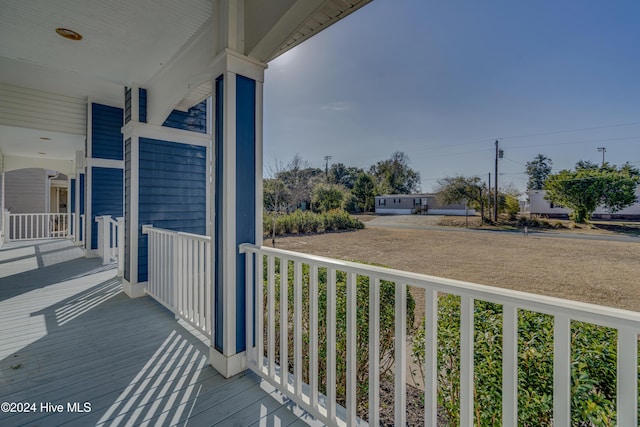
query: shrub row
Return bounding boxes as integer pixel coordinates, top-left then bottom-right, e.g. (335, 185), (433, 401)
(412, 295), (638, 426)
(263, 209), (364, 236)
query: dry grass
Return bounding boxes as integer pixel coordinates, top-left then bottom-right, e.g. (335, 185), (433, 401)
(274, 226), (640, 313)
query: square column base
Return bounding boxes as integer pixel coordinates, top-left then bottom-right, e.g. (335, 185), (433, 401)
(122, 279), (146, 298)
(210, 347), (246, 378)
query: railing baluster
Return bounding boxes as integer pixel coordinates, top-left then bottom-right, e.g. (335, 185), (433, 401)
(553, 314), (571, 427)
(369, 276), (380, 427)
(309, 265), (319, 410)
(424, 288), (438, 426)
(280, 257), (289, 389)
(200, 240), (205, 329)
(207, 241), (213, 337)
(257, 252), (265, 372)
(293, 261), (303, 399)
(503, 304), (518, 427)
(327, 267), (337, 423)
(245, 247), (254, 366)
(394, 281), (407, 427)
(460, 295), (475, 427)
(346, 272), (358, 426)
(268, 255), (276, 378)
(617, 327), (638, 426)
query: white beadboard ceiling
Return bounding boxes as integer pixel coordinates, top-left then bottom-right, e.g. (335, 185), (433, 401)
(0, 0), (213, 87)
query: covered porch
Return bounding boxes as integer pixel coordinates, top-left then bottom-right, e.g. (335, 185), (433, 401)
(0, 239), (313, 426)
(1, 1), (639, 426)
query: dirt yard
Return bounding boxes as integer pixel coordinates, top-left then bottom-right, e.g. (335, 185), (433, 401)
(274, 224), (640, 314)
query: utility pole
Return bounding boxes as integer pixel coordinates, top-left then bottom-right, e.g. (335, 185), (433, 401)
(324, 155), (332, 179)
(597, 147), (607, 166)
(487, 172), (491, 221)
(494, 140), (503, 222)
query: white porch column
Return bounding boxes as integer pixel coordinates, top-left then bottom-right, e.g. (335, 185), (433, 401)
(209, 45), (265, 377)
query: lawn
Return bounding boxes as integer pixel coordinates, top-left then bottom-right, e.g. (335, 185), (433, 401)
(274, 225), (640, 313)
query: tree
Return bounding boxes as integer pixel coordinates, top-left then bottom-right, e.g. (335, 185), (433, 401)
(263, 178), (290, 246)
(274, 154), (323, 209)
(327, 163), (364, 189)
(311, 183), (347, 212)
(525, 154), (553, 190)
(544, 162), (640, 223)
(434, 175), (488, 222)
(370, 151), (421, 194)
(352, 173), (376, 212)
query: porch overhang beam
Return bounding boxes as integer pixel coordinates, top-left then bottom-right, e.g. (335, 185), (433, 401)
(145, 19), (217, 127)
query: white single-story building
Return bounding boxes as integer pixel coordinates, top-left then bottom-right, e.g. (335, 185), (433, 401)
(529, 188), (640, 219)
(374, 193), (476, 215)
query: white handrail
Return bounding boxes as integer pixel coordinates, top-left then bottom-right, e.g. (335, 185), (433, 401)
(240, 243), (640, 427)
(143, 225), (213, 341)
(7, 213), (71, 241)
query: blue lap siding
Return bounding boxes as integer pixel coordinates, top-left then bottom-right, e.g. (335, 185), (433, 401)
(162, 101), (207, 134)
(137, 138), (207, 283)
(90, 167), (123, 250)
(91, 104), (123, 160)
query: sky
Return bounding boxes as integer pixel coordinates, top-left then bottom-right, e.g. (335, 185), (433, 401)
(263, 0), (640, 193)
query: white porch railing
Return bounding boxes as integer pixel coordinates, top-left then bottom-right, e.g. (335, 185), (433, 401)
(240, 244), (640, 427)
(94, 216), (124, 275)
(7, 212), (71, 241)
(143, 225), (213, 340)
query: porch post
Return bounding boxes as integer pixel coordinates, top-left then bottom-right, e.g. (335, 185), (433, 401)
(209, 48), (265, 377)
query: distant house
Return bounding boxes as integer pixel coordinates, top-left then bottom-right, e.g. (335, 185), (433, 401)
(374, 194), (475, 215)
(529, 188), (640, 219)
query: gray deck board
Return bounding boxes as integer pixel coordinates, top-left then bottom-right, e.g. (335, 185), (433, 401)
(0, 240), (318, 427)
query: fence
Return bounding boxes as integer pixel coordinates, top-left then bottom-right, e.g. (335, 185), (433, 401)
(7, 212), (71, 241)
(143, 225), (213, 340)
(240, 244), (640, 427)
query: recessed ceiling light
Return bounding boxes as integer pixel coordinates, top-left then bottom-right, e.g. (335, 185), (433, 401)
(40, 137), (51, 141)
(56, 28), (83, 41)
(38, 152), (46, 155)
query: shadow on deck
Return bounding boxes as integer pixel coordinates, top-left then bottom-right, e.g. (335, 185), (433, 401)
(0, 240), (312, 426)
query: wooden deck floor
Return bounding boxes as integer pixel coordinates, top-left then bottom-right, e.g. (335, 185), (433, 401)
(0, 240), (315, 427)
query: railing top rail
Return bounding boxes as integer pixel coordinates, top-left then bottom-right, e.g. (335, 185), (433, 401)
(239, 243), (640, 330)
(142, 225), (211, 242)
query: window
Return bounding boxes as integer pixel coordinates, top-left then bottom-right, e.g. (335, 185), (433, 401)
(379, 199), (386, 206)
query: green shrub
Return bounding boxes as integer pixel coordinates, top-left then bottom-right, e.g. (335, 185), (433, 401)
(265, 259), (415, 418)
(411, 295), (637, 426)
(263, 209), (363, 237)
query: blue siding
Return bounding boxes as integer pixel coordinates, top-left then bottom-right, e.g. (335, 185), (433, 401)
(92, 103), (124, 160)
(139, 88), (147, 123)
(235, 75), (256, 353)
(124, 139), (132, 282)
(162, 101), (207, 134)
(124, 88), (132, 124)
(91, 167), (124, 250)
(214, 76), (224, 352)
(137, 138), (207, 283)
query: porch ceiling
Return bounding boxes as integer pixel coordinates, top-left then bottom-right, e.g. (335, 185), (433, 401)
(0, 0), (372, 162)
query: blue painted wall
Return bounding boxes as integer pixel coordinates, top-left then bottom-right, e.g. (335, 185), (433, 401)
(124, 138), (132, 282)
(91, 103), (124, 160)
(139, 88), (147, 123)
(91, 167), (123, 250)
(162, 101), (207, 134)
(124, 88), (132, 124)
(125, 88), (146, 124)
(235, 75), (256, 353)
(137, 138), (207, 283)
